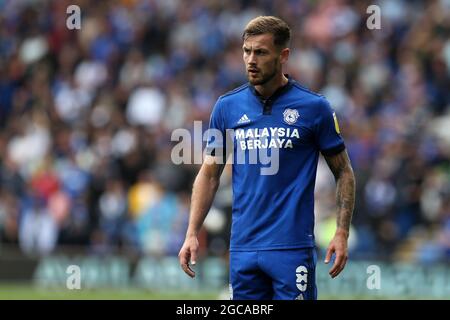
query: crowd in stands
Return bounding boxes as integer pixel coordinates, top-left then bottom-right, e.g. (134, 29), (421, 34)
(0, 0), (449, 263)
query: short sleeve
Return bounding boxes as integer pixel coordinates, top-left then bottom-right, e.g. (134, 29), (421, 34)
(205, 98), (226, 158)
(315, 98), (346, 156)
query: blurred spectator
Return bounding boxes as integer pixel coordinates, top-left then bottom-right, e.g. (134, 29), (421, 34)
(0, 0), (448, 264)
(19, 196), (58, 256)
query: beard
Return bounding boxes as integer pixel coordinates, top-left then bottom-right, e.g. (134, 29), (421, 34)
(246, 61), (279, 86)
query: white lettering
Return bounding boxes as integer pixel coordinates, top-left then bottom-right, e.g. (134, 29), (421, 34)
(268, 139), (277, 148)
(66, 5), (81, 30)
(367, 265), (381, 290)
(285, 139), (293, 148)
(366, 5), (381, 30)
(66, 265), (81, 290)
(296, 265), (308, 292)
(261, 139), (268, 149)
(270, 127), (277, 136)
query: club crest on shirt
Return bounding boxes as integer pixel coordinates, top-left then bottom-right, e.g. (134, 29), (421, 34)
(283, 108), (299, 125)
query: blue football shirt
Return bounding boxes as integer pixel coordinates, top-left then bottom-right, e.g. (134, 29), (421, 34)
(206, 76), (345, 251)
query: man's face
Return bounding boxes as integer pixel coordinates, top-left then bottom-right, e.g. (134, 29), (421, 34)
(243, 33), (288, 86)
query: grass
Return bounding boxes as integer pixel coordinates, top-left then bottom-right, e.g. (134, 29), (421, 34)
(0, 284), (434, 300)
(0, 284), (221, 300)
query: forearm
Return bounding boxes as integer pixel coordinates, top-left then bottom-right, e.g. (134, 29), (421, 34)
(186, 168), (221, 237)
(335, 167), (355, 237)
(324, 150), (356, 238)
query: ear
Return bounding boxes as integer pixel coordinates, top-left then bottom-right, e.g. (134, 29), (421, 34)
(280, 48), (290, 64)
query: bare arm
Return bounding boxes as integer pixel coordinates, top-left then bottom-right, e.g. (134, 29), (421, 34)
(186, 157), (225, 237)
(179, 156), (225, 277)
(325, 149), (355, 235)
(323, 149), (355, 278)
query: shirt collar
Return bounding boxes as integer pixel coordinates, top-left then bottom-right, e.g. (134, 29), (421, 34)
(249, 74), (295, 102)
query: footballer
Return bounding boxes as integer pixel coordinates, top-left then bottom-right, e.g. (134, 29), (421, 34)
(179, 16), (355, 300)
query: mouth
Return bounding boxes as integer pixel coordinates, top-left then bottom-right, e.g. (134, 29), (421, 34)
(247, 69), (259, 76)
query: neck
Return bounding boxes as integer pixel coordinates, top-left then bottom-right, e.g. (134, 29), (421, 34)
(255, 73), (289, 99)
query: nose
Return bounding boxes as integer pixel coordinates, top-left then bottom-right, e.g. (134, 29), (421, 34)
(248, 52), (257, 64)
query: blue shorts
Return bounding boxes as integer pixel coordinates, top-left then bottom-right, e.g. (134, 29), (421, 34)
(229, 248), (317, 300)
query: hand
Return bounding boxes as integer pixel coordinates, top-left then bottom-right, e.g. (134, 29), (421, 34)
(178, 235), (199, 278)
(324, 229), (349, 278)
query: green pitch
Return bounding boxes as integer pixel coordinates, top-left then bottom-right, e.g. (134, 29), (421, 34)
(0, 284), (221, 300)
(0, 284), (430, 300)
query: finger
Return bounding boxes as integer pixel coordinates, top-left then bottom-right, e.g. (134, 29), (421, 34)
(179, 248), (189, 266)
(331, 264), (343, 278)
(329, 255), (343, 277)
(324, 246), (334, 264)
(330, 255), (347, 278)
(190, 246), (198, 266)
(334, 256), (348, 277)
(179, 250), (196, 278)
(329, 253), (344, 276)
(183, 263), (196, 278)
(181, 259), (195, 278)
